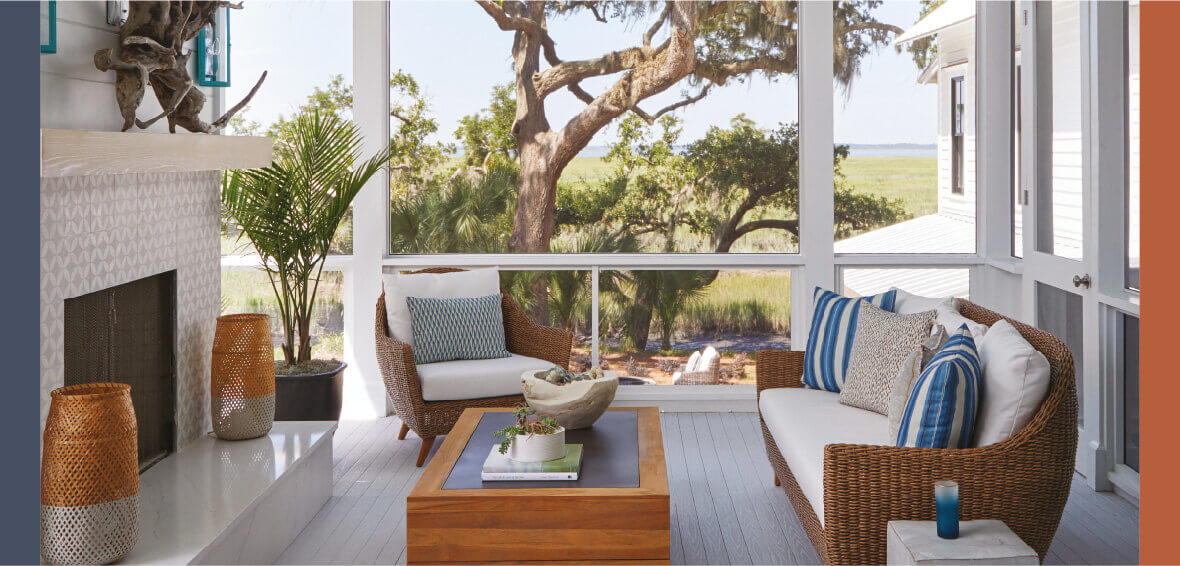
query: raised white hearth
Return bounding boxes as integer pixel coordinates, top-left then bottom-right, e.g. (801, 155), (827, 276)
(120, 421), (335, 565)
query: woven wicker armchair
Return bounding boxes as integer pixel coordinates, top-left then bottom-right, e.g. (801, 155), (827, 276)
(672, 347), (722, 385)
(756, 300), (1078, 565)
(375, 268), (573, 466)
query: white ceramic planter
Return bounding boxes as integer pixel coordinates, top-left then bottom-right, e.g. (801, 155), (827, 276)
(506, 427), (566, 462)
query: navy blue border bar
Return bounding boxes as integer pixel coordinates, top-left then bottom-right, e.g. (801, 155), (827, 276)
(0, 2), (42, 562)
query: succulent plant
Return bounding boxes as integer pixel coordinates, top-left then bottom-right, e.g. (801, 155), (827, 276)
(493, 404), (561, 454)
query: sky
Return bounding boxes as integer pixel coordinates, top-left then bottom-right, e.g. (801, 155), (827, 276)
(227, 1), (937, 148)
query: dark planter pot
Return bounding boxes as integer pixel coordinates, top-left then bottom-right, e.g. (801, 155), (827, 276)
(274, 361), (345, 421)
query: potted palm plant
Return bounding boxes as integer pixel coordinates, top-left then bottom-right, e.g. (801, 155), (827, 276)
(223, 109), (389, 420)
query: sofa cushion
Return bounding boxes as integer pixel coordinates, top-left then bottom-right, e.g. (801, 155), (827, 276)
(381, 268), (500, 346)
(936, 303), (989, 340)
(417, 354), (552, 401)
(896, 325), (982, 448)
(406, 294), (511, 364)
(892, 288), (959, 316)
(839, 303), (936, 415)
(973, 320), (1051, 447)
(759, 387), (891, 526)
(802, 287), (898, 392)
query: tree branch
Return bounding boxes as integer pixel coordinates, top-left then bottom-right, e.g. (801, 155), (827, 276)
(475, 0), (540, 33)
(567, 81), (709, 125)
(535, 41), (668, 99)
(733, 218), (799, 238)
(571, 1), (608, 23)
(841, 21), (905, 36)
(643, 3), (673, 47)
(634, 84), (712, 123)
(694, 55), (797, 86)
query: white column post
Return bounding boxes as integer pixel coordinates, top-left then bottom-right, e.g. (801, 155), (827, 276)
(344, 0), (390, 419)
(795, 0), (835, 344)
(976, 2), (1013, 263)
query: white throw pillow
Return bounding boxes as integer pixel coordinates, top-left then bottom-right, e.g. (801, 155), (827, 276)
(892, 288), (959, 316)
(936, 303), (989, 339)
(698, 346), (720, 372)
(973, 320), (1051, 446)
(684, 351), (702, 372)
(381, 268), (500, 346)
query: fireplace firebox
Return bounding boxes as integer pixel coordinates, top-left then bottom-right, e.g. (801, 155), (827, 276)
(64, 271), (177, 471)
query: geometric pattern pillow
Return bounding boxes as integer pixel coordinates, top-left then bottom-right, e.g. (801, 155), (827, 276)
(406, 294), (511, 364)
(838, 302), (936, 415)
(802, 287), (898, 392)
(895, 324), (982, 449)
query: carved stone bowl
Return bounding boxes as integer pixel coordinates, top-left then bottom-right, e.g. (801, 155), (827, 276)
(520, 370), (619, 430)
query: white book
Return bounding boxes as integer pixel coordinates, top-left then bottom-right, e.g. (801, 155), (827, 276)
(480, 444), (583, 481)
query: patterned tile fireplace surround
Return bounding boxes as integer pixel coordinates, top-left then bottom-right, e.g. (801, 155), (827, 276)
(40, 171), (221, 450)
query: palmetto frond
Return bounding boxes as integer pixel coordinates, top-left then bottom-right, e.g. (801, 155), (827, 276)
(223, 109), (391, 364)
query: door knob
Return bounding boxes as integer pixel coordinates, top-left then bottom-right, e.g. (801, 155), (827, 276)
(1072, 274), (1091, 289)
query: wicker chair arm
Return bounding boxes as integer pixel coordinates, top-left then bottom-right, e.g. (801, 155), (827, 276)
(375, 295), (426, 429)
(755, 349), (805, 397)
(821, 438), (1074, 563)
(511, 323), (574, 369)
(673, 369), (719, 385)
(501, 294), (573, 369)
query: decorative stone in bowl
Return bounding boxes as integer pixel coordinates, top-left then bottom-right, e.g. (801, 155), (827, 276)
(520, 368), (619, 430)
(506, 426), (566, 462)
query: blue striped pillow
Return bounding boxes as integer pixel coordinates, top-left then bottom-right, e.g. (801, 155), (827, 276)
(895, 325), (981, 449)
(802, 287), (897, 391)
(406, 294), (511, 364)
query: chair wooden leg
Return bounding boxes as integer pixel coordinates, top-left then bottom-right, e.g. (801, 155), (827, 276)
(774, 474), (781, 486)
(416, 436), (436, 467)
(398, 422), (409, 440)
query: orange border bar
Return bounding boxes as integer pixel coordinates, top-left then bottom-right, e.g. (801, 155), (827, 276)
(1140, 1), (1179, 563)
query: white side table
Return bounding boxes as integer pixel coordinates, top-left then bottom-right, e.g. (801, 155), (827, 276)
(886, 520), (1039, 565)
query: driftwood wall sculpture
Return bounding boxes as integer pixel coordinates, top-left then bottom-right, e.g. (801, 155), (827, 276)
(93, 1), (266, 133)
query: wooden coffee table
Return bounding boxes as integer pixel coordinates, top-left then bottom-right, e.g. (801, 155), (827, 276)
(406, 407), (669, 565)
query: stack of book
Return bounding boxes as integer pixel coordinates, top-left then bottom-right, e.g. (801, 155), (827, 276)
(481, 444), (584, 481)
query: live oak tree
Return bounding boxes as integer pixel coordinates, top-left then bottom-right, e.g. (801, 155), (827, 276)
(475, 0), (905, 254)
(564, 114), (905, 348)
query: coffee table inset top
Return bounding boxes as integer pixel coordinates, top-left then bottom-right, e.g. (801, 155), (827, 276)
(407, 407), (670, 565)
(442, 409), (640, 490)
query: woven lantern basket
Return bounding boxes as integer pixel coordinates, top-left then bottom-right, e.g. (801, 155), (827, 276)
(212, 314), (276, 440)
(41, 382), (139, 565)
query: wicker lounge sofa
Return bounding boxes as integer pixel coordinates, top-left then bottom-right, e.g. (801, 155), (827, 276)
(756, 300), (1078, 565)
(375, 268), (573, 466)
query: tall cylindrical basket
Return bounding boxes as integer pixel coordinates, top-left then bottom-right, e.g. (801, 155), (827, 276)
(212, 314), (275, 440)
(41, 382), (139, 565)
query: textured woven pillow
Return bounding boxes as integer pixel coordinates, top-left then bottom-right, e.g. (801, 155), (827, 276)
(838, 303), (936, 415)
(802, 287), (897, 392)
(895, 325), (982, 449)
(406, 294), (511, 364)
(885, 325), (950, 440)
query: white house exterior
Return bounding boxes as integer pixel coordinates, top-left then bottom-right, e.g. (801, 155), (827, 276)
(842, 0), (1139, 298)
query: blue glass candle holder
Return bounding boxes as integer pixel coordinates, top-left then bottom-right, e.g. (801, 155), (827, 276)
(934, 480), (959, 539)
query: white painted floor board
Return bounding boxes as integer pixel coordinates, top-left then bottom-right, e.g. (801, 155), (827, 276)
(277, 414), (1138, 565)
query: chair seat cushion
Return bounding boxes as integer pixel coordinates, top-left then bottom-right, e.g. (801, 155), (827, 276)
(417, 354), (553, 401)
(759, 387), (891, 526)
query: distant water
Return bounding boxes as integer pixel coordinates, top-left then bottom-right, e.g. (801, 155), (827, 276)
(574, 143), (936, 159)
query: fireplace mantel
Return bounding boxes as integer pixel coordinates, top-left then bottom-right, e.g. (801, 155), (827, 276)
(40, 129), (273, 178)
